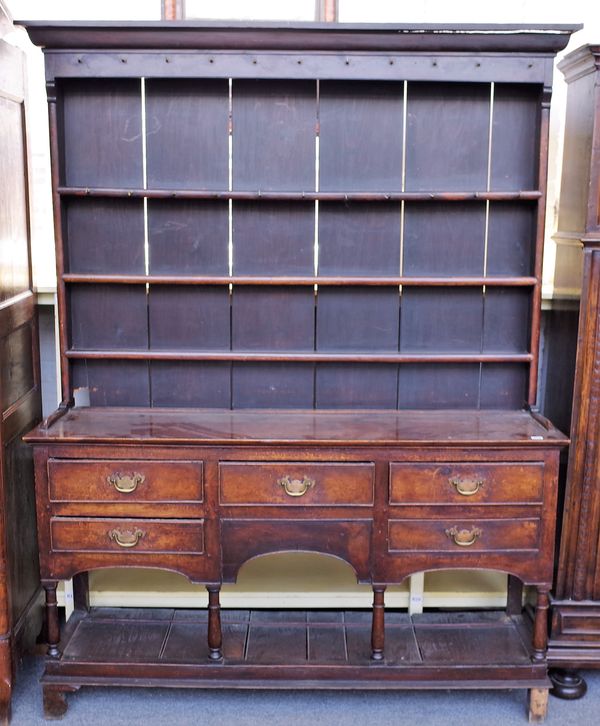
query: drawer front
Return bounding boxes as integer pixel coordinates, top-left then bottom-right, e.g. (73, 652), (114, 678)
(50, 517), (204, 555)
(219, 462), (374, 506)
(388, 517), (540, 553)
(48, 459), (203, 504)
(389, 462), (544, 505)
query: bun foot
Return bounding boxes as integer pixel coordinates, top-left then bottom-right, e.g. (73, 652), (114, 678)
(549, 669), (587, 700)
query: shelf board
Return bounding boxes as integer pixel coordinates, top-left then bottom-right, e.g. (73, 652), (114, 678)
(57, 186), (542, 202)
(65, 350), (533, 363)
(62, 274), (538, 287)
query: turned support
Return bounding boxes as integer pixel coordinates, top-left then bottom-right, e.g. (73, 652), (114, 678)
(371, 586), (386, 661)
(532, 588), (550, 662)
(207, 586), (223, 661)
(44, 582), (61, 659)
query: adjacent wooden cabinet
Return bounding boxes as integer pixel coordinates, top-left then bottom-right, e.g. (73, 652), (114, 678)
(19, 20), (578, 721)
(0, 16), (43, 724)
(548, 44), (600, 698)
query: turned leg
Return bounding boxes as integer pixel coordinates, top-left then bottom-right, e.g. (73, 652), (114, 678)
(549, 668), (588, 699)
(44, 582), (61, 659)
(371, 586), (386, 661)
(528, 687), (549, 723)
(207, 586), (223, 661)
(532, 588), (550, 662)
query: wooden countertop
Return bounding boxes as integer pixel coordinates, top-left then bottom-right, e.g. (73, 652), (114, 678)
(24, 407), (568, 447)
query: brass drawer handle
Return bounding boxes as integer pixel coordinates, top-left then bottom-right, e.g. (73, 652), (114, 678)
(108, 528), (146, 548)
(278, 476), (316, 497)
(107, 472), (145, 493)
(445, 526), (483, 547)
(449, 476), (484, 496)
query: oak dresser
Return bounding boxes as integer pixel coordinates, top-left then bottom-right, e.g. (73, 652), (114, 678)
(18, 20), (578, 721)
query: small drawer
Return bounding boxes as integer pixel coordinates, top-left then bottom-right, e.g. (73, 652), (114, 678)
(48, 459), (203, 504)
(388, 517), (540, 553)
(389, 462), (544, 505)
(219, 462), (374, 506)
(50, 517), (204, 555)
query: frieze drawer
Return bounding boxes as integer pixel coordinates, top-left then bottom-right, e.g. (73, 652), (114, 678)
(389, 462), (544, 505)
(48, 459), (204, 508)
(50, 517), (205, 555)
(219, 462), (374, 506)
(388, 517), (541, 553)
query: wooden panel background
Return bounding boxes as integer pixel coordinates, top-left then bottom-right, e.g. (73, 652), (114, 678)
(58, 75), (541, 410)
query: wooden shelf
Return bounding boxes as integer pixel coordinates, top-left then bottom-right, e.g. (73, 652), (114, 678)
(63, 274), (538, 287)
(65, 350), (533, 363)
(45, 606), (547, 692)
(57, 186), (543, 202)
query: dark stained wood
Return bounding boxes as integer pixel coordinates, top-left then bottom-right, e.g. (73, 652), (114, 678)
(65, 198), (145, 274)
(61, 273), (538, 287)
(18, 21), (579, 55)
(232, 79), (316, 192)
(315, 363), (398, 409)
(317, 288), (399, 352)
(0, 27), (43, 721)
(318, 203), (401, 276)
(149, 286), (230, 350)
(233, 202), (314, 276)
(145, 79), (228, 190)
(61, 79), (143, 188)
(491, 85), (540, 192)
(69, 284), (147, 350)
(403, 202), (486, 277)
(487, 203), (536, 277)
(405, 83), (489, 192)
(18, 20), (574, 719)
(413, 612), (531, 664)
(231, 363), (314, 409)
(483, 288), (531, 353)
(319, 81), (403, 192)
(148, 200), (229, 275)
(547, 45), (600, 687)
(150, 362), (231, 409)
(232, 287), (314, 351)
(221, 519), (372, 581)
(58, 187), (543, 201)
(400, 289), (483, 353)
(71, 360), (150, 406)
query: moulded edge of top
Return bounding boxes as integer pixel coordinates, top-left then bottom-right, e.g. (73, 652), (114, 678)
(15, 20), (582, 55)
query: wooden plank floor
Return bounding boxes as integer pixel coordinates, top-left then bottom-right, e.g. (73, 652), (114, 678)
(61, 608), (532, 667)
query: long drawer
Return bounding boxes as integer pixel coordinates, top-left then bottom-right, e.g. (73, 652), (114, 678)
(389, 462), (544, 505)
(388, 517), (541, 553)
(48, 459), (204, 508)
(50, 517), (205, 555)
(219, 462), (374, 506)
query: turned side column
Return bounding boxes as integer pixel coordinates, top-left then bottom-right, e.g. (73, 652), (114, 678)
(371, 586), (386, 661)
(43, 582), (61, 659)
(532, 588), (550, 662)
(207, 586), (223, 661)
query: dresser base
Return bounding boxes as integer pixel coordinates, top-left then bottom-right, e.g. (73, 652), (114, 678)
(41, 607), (549, 719)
